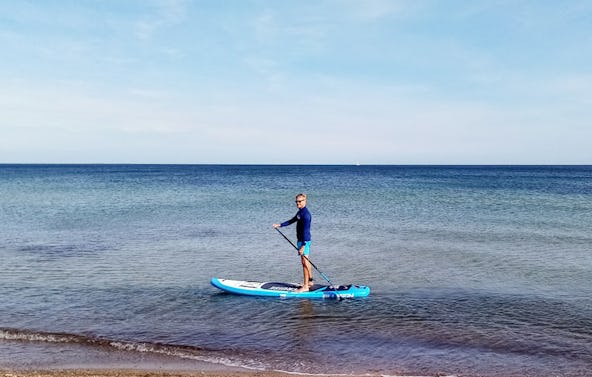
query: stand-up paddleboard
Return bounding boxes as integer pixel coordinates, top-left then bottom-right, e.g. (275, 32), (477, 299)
(211, 278), (370, 299)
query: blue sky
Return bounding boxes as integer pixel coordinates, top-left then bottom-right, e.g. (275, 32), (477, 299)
(1, 1), (591, 164)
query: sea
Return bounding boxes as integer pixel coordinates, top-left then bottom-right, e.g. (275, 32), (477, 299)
(1, 164), (591, 377)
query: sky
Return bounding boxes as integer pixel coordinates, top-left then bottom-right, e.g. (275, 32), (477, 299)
(1, 0), (591, 164)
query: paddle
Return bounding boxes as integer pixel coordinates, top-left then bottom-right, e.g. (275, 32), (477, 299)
(274, 227), (335, 287)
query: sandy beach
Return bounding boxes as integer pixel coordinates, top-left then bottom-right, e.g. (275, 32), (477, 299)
(1, 370), (327, 377)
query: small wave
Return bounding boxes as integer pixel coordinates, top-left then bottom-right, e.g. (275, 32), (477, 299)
(0, 328), (94, 345)
(0, 327), (263, 370)
(0, 328), (451, 376)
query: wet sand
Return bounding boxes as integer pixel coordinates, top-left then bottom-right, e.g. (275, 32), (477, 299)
(1, 371), (326, 377)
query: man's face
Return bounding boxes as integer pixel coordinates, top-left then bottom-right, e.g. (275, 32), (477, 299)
(295, 196), (306, 209)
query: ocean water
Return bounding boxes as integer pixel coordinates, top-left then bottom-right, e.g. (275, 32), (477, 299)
(1, 164), (591, 376)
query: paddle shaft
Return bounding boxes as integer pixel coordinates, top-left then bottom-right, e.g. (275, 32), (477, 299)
(274, 227), (335, 286)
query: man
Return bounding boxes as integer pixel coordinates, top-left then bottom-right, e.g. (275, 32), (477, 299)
(273, 193), (313, 292)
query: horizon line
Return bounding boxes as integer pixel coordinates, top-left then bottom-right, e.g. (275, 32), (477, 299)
(1, 162), (591, 167)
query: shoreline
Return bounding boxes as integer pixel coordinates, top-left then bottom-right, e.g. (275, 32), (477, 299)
(0, 370), (334, 377)
(0, 364), (444, 377)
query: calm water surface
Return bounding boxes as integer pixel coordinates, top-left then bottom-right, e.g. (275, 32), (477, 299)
(1, 165), (591, 376)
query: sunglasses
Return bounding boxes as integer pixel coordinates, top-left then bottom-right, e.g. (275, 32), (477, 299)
(295, 199), (306, 203)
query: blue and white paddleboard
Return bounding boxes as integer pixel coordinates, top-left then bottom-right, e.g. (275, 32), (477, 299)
(211, 278), (370, 299)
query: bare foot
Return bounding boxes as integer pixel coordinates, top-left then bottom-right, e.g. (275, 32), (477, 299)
(296, 286), (309, 293)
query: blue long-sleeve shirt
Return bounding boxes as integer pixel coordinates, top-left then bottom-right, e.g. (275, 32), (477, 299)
(280, 206), (311, 243)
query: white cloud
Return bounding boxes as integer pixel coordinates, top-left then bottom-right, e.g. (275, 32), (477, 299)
(134, 0), (188, 40)
(1, 73), (590, 164)
(551, 74), (592, 105)
(331, 0), (412, 21)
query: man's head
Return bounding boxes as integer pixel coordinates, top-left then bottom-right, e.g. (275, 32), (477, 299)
(295, 193), (307, 208)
